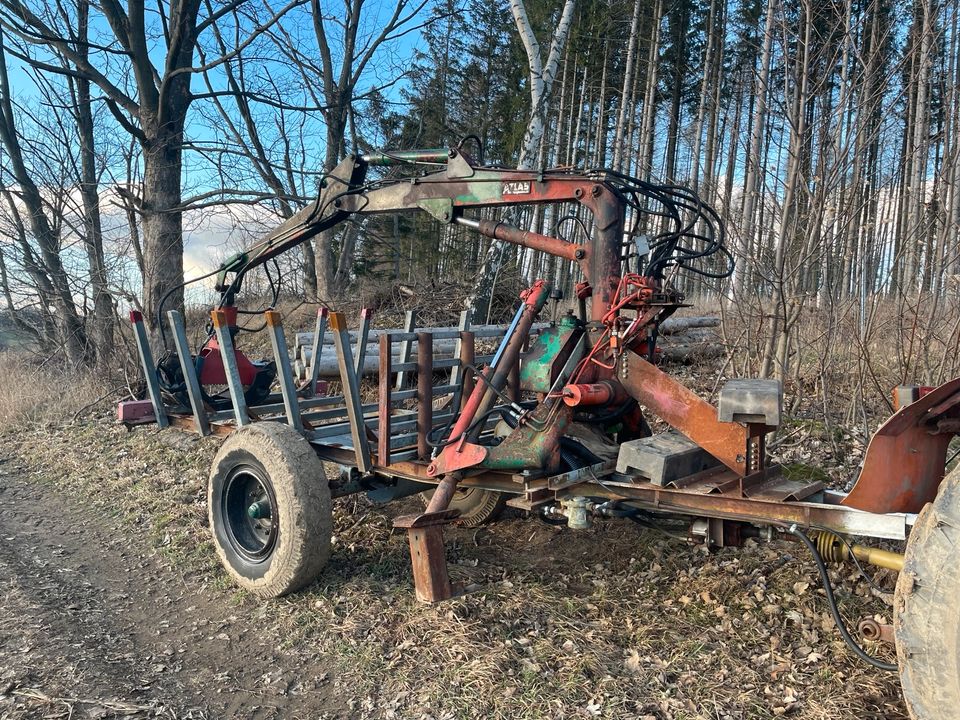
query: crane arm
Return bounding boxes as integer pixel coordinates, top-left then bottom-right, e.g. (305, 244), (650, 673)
(215, 147), (625, 320)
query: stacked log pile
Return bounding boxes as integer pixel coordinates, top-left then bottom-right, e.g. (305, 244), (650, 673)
(290, 316), (721, 383)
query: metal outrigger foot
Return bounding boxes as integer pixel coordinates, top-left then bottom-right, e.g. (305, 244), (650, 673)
(392, 509), (460, 602)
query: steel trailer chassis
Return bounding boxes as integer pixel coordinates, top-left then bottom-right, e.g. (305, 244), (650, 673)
(123, 149), (960, 712)
(130, 300), (948, 591)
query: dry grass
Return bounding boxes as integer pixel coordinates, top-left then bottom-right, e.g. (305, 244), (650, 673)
(0, 352), (126, 429)
(5, 417), (907, 720)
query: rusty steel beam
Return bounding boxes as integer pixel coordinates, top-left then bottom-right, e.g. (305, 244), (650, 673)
(367, 455), (914, 541)
(558, 479), (913, 540)
(378, 334), (392, 466)
(457, 217), (583, 263)
(618, 350), (748, 475)
(416, 332), (433, 460)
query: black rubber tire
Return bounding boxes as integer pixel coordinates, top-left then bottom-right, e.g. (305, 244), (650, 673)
(418, 487), (506, 527)
(208, 422), (332, 597)
(895, 464), (960, 719)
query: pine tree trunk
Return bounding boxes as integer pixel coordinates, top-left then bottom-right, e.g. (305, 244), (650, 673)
(637, 0), (662, 181)
(736, 0), (775, 296)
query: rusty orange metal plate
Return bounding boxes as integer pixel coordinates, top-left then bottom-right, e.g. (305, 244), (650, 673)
(428, 440), (488, 477)
(842, 377), (960, 514)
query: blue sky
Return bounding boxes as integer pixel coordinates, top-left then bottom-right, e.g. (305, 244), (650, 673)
(4, 0), (431, 294)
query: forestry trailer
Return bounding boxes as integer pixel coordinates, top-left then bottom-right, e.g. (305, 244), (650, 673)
(125, 146), (960, 718)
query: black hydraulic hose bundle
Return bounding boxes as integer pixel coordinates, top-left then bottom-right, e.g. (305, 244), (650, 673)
(558, 437), (603, 465)
(423, 401), (535, 450)
(572, 399), (635, 425)
(594, 169), (735, 281)
(154, 265), (223, 349)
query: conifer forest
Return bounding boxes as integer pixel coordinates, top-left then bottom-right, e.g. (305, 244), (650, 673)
(0, 0), (958, 402)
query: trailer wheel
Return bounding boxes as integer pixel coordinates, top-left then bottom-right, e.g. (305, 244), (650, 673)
(208, 422), (331, 597)
(895, 464), (960, 719)
(418, 487), (505, 527)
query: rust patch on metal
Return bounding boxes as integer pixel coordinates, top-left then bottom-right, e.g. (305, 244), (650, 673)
(618, 351), (748, 475)
(842, 378), (960, 513)
(393, 512), (459, 602)
(428, 440), (489, 476)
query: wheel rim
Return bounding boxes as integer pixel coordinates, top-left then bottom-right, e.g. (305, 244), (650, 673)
(453, 487), (479, 501)
(222, 464), (278, 563)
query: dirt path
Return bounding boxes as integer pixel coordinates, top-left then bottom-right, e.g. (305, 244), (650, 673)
(0, 458), (346, 720)
(0, 421), (910, 719)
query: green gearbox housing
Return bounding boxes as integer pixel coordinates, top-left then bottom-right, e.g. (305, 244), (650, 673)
(519, 312), (583, 394)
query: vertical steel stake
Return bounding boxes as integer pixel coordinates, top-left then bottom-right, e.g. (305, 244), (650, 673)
(378, 334), (392, 466)
(450, 309), (472, 388)
(265, 310), (303, 432)
(130, 311), (168, 429)
(354, 307), (373, 374)
(308, 307), (329, 397)
(330, 312), (372, 472)
(166, 310), (209, 435)
(395, 309), (417, 390)
(417, 332), (434, 459)
(210, 309), (249, 427)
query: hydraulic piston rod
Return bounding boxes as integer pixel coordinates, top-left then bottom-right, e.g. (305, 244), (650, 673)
(455, 217), (585, 265)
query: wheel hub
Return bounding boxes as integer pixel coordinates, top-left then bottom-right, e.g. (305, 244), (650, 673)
(223, 466), (277, 563)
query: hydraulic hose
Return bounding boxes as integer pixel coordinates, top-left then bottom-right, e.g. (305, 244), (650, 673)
(786, 525), (897, 671)
(559, 437), (603, 465)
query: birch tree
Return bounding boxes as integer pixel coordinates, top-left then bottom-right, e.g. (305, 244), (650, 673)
(510, 0), (576, 169)
(469, 0), (576, 319)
